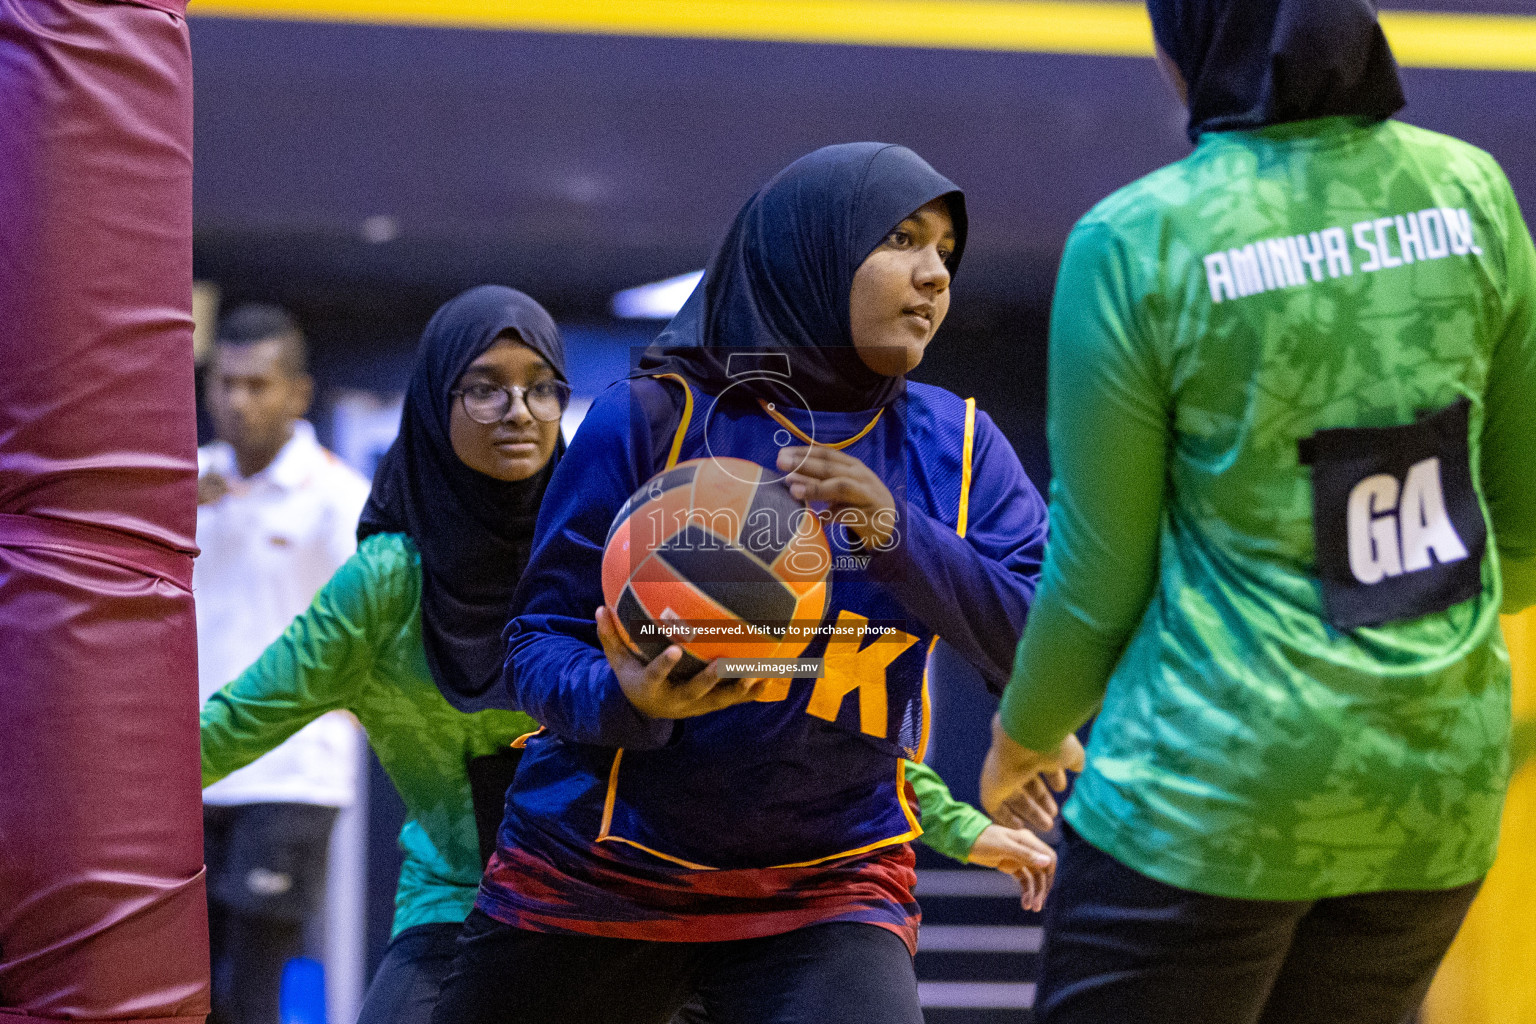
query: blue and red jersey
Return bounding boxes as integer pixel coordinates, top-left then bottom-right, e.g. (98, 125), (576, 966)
(482, 375), (1046, 950)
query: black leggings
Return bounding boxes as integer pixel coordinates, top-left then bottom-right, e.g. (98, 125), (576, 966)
(429, 910), (923, 1024)
(1037, 825), (1481, 1024)
(356, 923), (461, 1024)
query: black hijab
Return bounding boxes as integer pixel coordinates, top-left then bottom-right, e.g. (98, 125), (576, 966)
(1147, 0), (1405, 143)
(358, 285), (567, 712)
(639, 142), (966, 413)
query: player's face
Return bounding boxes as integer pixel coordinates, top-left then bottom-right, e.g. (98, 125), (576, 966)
(448, 335), (562, 482)
(848, 198), (955, 376)
(206, 338), (312, 460)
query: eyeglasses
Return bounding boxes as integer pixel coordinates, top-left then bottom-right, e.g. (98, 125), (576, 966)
(450, 380), (571, 424)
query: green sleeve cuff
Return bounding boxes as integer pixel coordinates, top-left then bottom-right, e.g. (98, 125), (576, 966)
(907, 760), (995, 864)
(952, 807), (994, 862)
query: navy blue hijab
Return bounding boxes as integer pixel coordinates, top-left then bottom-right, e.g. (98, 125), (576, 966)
(640, 143), (966, 412)
(358, 285), (567, 712)
(1148, 0), (1404, 143)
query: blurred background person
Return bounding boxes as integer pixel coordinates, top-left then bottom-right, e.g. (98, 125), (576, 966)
(196, 302), (371, 1024)
(200, 285), (566, 1024)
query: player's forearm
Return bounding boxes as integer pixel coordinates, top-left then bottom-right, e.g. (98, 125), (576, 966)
(198, 616), (359, 786)
(997, 583), (1119, 751)
(199, 683), (324, 786)
(867, 508), (1033, 689)
(506, 620), (677, 750)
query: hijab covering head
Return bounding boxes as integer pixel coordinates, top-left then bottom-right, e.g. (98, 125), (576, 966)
(640, 142), (966, 412)
(1147, 0), (1404, 143)
(358, 285), (566, 712)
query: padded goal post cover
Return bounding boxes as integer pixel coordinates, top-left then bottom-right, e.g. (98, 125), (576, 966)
(0, 0), (207, 1020)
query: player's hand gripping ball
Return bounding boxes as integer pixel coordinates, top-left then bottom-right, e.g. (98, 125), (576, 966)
(601, 457), (832, 681)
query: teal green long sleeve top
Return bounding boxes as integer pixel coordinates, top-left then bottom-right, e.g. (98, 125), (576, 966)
(1002, 117), (1536, 901)
(202, 533), (995, 938)
(201, 533), (538, 937)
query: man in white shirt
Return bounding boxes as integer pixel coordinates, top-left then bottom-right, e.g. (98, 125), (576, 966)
(195, 304), (370, 1024)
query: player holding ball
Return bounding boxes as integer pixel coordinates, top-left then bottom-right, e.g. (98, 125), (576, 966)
(430, 143), (1058, 1024)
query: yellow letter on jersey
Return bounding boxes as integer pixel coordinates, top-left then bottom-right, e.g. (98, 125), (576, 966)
(805, 610), (918, 738)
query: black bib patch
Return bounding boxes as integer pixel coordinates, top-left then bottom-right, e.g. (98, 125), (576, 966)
(1300, 398), (1485, 630)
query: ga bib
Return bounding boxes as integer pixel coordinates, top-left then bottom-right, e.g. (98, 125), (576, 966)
(1300, 398), (1485, 630)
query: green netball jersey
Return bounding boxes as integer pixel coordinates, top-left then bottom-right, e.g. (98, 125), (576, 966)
(201, 533), (539, 937)
(1001, 116), (1536, 900)
(202, 534), (993, 937)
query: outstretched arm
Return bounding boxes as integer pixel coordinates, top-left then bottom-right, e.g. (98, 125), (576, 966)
(982, 220), (1164, 817)
(201, 541), (389, 785)
(997, 220), (1168, 755)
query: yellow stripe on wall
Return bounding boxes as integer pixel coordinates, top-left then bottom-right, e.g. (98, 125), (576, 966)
(187, 0), (1536, 73)
(190, 0), (1154, 55)
(1383, 11), (1536, 73)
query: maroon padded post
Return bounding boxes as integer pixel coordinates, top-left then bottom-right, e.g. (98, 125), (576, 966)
(0, 0), (207, 1019)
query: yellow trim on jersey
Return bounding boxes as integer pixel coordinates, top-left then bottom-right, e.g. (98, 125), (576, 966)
(509, 726), (546, 749)
(765, 760), (924, 868)
(597, 834), (719, 871)
(761, 400), (882, 451)
(596, 748), (722, 871)
(768, 828), (922, 869)
(596, 753), (925, 871)
(957, 397), (976, 539)
(897, 757), (924, 835)
(188, 1), (1536, 73)
(605, 823), (920, 872)
(597, 748), (624, 838)
(915, 637), (937, 764)
(651, 373), (695, 470)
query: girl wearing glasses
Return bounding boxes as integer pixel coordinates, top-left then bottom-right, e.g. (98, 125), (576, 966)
(199, 284), (571, 1024)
